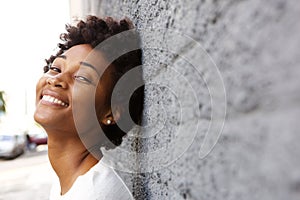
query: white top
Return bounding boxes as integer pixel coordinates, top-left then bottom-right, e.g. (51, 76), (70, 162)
(49, 159), (134, 200)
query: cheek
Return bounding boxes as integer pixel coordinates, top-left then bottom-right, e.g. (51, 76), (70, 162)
(72, 86), (100, 133)
(73, 86), (96, 115)
(94, 85), (109, 118)
(36, 77), (46, 101)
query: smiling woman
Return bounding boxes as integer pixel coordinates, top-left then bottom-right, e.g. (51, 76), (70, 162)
(34, 16), (144, 200)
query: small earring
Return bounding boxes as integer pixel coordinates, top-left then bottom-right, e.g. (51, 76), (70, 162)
(107, 119), (111, 125)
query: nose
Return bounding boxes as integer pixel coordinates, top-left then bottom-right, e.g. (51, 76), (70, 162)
(46, 76), (68, 89)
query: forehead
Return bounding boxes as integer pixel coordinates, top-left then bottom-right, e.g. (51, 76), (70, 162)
(63, 44), (93, 59)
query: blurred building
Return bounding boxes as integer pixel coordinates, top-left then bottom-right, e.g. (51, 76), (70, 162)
(69, 0), (101, 23)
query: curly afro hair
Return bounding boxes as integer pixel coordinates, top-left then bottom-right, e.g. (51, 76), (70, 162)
(44, 15), (144, 148)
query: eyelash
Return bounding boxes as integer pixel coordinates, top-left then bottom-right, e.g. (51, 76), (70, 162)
(49, 66), (61, 73)
(74, 75), (92, 84)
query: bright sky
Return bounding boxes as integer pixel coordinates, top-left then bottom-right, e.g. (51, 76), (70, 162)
(0, 1), (70, 130)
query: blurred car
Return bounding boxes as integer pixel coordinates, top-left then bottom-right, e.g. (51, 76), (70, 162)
(27, 130), (47, 150)
(0, 133), (26, 158)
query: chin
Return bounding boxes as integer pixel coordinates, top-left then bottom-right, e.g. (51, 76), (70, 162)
(33, 110), (48, 127)
(34, 108), (57, 127)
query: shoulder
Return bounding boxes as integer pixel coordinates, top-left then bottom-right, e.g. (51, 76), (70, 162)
(49, 160), (134, 200)
(92, 161), (134, 200)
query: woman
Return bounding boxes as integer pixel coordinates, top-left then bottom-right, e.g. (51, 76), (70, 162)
(34, 16), (144, 199)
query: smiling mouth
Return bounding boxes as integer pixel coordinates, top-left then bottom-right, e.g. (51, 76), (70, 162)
(41, 95), (69, 107)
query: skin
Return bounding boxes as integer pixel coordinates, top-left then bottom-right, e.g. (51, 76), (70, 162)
(34, 44), (120, 195)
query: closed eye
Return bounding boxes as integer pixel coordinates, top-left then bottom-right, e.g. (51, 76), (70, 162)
(49, 66), (61, 73)
(74, 75), (93, 84)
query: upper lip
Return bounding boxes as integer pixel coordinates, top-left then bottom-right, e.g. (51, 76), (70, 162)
(41, 89), (69, 105)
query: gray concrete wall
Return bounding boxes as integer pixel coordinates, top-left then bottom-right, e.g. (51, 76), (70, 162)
(70, 0), (300, 199)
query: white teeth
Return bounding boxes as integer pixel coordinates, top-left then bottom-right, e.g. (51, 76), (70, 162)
(42, 95), (68, 107)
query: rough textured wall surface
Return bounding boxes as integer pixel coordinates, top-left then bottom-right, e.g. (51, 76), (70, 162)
(71, 0), (300, 199)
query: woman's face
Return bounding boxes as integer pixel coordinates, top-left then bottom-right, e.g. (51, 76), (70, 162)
(34, 44), (113, 137)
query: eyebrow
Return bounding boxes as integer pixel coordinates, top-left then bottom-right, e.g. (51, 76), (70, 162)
(56, 55), (100, 76)
(79, 61), (100, 76)
(57, 55), (66, 59)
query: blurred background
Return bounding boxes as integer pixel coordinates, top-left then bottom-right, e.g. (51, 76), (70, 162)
(0, 1), (69, 132)
(0, 1), (69, 199)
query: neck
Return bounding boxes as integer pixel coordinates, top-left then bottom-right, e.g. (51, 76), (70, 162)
(46, 130), (101, 195)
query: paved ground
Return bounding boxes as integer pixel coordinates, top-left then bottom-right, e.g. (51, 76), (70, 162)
(0, 146), (54, 200)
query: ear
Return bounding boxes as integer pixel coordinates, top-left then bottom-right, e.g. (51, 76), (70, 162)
(101, 105), (122, 125)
